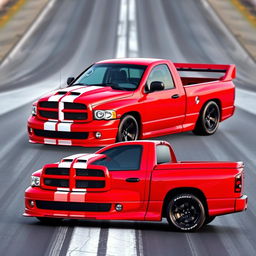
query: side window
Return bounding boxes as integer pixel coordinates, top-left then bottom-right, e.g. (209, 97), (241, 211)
(156, 145), (171, 164)
(147, 64), (175, 91)
(92, 145), (142, 171)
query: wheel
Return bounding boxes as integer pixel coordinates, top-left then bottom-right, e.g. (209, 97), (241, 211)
(116, 115), (139, 142)
(36, 217), (63, 224)
(193, 101), (220, 135)
(204, 216), (216, 226)
(166, 194), (206, 231)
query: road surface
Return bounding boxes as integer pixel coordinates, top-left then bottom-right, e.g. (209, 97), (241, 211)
(0, 0), (255, 255)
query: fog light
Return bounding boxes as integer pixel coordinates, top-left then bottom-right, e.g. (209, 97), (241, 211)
(95, 132), (102, 139)
(115, 203), (123, 212)
(29, 200), (35, 207)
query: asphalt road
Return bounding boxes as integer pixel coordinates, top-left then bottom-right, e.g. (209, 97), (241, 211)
(0, 0), (256, 255)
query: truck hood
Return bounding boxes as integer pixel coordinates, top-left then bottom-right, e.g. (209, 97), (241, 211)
(40, 85), (134, 106)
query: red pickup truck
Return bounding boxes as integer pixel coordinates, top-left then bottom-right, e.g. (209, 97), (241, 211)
(24, 140), (247, 231)
(27, 58), (236, 147)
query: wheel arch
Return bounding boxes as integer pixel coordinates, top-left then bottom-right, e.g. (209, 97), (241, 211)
(161, 187), (208, 218)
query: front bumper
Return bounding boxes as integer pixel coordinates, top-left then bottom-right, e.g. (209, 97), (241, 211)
(24, 187), (145, 220)
(27, 116), (120, 147)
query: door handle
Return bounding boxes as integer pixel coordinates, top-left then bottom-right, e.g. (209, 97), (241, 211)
(125, 178), (140, 183)
(171, 94), (180, 99)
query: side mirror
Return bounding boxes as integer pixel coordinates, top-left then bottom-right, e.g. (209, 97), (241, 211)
(150, 81), (164, 92)
(67, 77), (75, 85)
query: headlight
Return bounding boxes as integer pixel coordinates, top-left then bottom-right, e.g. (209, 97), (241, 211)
(31, 176), (40, 187)
(94, 110), (116, 120)
(32, 105), (37, 116)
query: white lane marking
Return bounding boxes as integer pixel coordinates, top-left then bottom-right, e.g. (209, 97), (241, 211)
(106, 228), (137, 256)
(0, 0), (57, 68)
(48, 226), (69, 256)
(44, 121), (57, 131)
(58, 140), (72, 146)
(128, 0), (138, 57)
(44, 138), (57, 144)
(65, 227), (101, 256)
(116, 0), (128, 58)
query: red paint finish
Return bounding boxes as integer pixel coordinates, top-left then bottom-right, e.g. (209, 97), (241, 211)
(27, 58), (236, 147)
(24, 141), (247, 223)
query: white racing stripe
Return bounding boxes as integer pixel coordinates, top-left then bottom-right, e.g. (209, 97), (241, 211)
(58, 140), (72, 146)
(44, 138), (56, 145)
(44, 121), (57, 131)
(70, 192), (86, 202)
(54, 191), (68, 201)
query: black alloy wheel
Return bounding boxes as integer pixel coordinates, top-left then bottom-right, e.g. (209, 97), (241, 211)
(193, 101), (220, 135)
(117, 115), (139, 142)
(166, 194), (206, 231)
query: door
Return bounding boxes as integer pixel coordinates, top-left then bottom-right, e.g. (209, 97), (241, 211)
(142, 64), (185, 133)
(92, 144), (150, 217)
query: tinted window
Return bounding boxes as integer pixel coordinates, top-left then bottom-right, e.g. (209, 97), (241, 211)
(92, 145), (142, 171)
(75, 64), (146, 91)
(157, 145), (171, 164)
(147, 64), (175, 91)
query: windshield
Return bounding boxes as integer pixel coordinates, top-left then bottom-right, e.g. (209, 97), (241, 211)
(73, 64), (147, 91)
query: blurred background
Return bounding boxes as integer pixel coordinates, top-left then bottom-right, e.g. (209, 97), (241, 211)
(0, 0), (256, 255)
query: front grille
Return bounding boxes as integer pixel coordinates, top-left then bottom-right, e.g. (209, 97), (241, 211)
(42, 166), (108, 191)
(64, 112), (87, 120)
(45, 168), (69, 175)
(36, 201), (111, 212)
(34, 129), (88, 139)
(44, 178), (69, 187)
(37, 101), (87, 121)
(76, 169), (104, 177)
(64, 103), (86, 109)
(39, 110), (58, 119)
(39, 102), (58, 108)
(76, 180), (105, 188)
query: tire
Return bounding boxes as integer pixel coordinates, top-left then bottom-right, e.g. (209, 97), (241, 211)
(116, 115), (139, 142)
(193, 101), (220, 135)
(204, 216), (216, 226)
(36, 217), (63, 224)
(166, 193), (206, 232)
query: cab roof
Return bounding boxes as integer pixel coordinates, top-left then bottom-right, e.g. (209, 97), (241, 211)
(96, 58), (167, 65)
